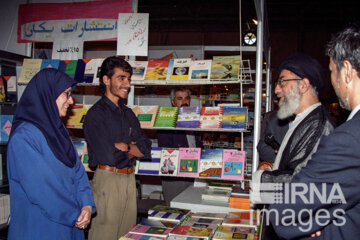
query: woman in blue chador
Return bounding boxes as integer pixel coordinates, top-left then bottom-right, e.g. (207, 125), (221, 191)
(7, 68), (95, 239)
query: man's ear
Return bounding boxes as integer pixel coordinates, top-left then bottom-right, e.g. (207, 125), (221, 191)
(103, 75), (110, 86)
(171, 100), (175, 107)
(343, 60), (354, 84)
(299, 78), (310, 94)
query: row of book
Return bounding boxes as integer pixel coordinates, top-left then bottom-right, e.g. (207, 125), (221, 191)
(66, 105), (248, 130)
(121, 205), (259, 240)
(18, 56), (243, 85)
(137, 147), (246, 180)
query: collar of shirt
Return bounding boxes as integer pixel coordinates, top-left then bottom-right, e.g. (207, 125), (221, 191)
(347, 104), (360, 121)
(102, 95), (126, 112)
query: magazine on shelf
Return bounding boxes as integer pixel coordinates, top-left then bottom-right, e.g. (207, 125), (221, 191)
(189, 60), (212, 80)
(154, 107), (178, 127)
(170, 58), (191, 80)
(138, 147), (162, 175)
(145, 59), (169, 80)
(199, 149), (223, 178)
(159, 149), (180, 176)
(176, 107), (201, 128)
(131, 105), (159, 128)
(221, 107), (247, 129)
(128, 60), (148, 82)
(199, 107), (223, 129)
(177, 147), (201, 177)
(66, 104), (91, 128)
(221, 150), (246, 180)
(210, 56), (241, 80)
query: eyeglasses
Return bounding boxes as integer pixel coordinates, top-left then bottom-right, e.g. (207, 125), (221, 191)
(64, 90), (72, 99)
(276, 78), (303, 87)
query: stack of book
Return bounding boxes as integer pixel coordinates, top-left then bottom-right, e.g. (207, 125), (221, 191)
(229, 195), (251, 210)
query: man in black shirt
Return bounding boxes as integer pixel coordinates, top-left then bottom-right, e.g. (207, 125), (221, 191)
(84, 56), (151, 240)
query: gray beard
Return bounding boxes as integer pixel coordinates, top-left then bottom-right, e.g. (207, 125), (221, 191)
(277, 84), (301, 119)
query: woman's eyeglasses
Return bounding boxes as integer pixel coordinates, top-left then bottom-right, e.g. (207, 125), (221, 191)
(64, 90), (72, 99)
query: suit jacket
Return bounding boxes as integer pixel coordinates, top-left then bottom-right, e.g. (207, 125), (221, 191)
(268, 110), (360, 239)
(257, 110), (290, 163)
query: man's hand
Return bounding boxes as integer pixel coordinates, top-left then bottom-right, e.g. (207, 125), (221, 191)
(257, 162), (273, 171)
(75, 206), (92, 230)
(311, 231), (321, 238)
(114, 142), (130, 152)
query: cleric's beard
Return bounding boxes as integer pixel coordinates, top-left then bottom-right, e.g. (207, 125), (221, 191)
(277, 84), (301, 119)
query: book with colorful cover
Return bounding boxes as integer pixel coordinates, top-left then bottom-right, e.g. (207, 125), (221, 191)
(170, 58), (191, 80)
(154, 107), (178, 127)
(166, 59), (174, 81)
(0, 115), (13, 143)
(129, 224), (172, 237)
(66, 105), (90, 128)
(140, 218), (178, 229)
(222, 212), (258, 228)
(159, 149), (179, 176)
(132, 105), (159, 128)
(40, 59), (60, 70)
(199, 149), (223, 178)
(221, 150), (246, 180)
(148, 211), (187, 223)
(145, 59), (169, 80)
(189, 60), (212, 80)
(177, 147), (201, 177)
(138, 147), (162, 175)
(221, 107), (247, 129)
(199, 107), (223, 129)
(169, 225), (213, 240)
(120, 233), (166, 240)
(182, 217), (222, 230)
(176, 107), (200, 128)
(210, 56), (241, 80)
(18, 59), (42, 84)
(2, 76), (17, 92)
(59, 60), (78, 79)
(128, 60), (148, 82)
(212, 226), (255, 240)
(83, 58), (104, 84)
(191, 212), (227, 220)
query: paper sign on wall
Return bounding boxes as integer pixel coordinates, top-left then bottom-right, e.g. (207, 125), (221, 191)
(117, 13), (149, 56)
(52, 40), (84, 60)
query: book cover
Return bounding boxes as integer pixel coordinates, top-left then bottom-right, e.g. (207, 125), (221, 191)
(210, 56), (241, 80)
(154, 107), (178, 127)
(221, 150), (246, 180)
(18, 59), (42, 84)
(182, 217), (222, 230)
(138, 147), (162, 175)
(40, 59), (60, 70)
(166, 59), (174, 81)
(74, 59), (92, 83)
(66, 105), (90, 128)
(60, 60), (78, 79)
(177, 147), (201, 177)
(189, 60), (212, 80)
(221, 107), (247, 129)
(121, 233), (166, 240)
(199, 149), (223, 178)
(159, 149), (179, 176)
(213, 226), (255, 240)
(128, 60), (148, 82)
(140, 218), (178, 228)
(148, 211), (187, 223)
(83, 58), (104, 84)
(190, 212), (227, 220)
(170, 58), (191, 80)
(222, 212), (258, 228)
(144, 59), (169, 80)
(199, 107), (223, 129)
(0, 115), (13, 143)
(90, 58), (105, 85)
(2, 76), (17, 92)
(169, 225), (213, 240)
(133, 105), (159, 128)
(176, 107), (200, 128)
(148, 205), (190, 215)
(129, 224), (172, 237)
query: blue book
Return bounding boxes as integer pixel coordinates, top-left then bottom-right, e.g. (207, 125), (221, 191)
(221, 107), (247, 129)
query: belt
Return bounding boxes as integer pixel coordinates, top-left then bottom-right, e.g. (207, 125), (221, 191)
(98, 164), (134, 174)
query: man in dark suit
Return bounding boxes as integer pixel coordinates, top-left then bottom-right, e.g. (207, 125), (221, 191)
(268, 23), (360, 239)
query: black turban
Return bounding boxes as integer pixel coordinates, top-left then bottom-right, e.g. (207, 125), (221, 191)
(279, 52), (325, 93)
